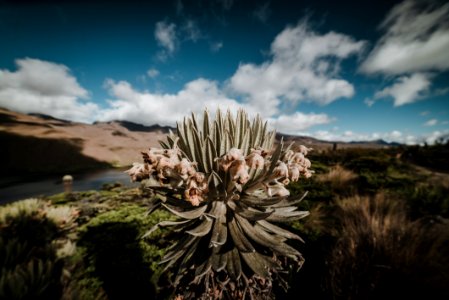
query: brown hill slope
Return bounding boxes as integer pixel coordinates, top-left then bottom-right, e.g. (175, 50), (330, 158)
(0, 108), (164, 175)
(278, 133), (393, 151)
(0, 108), (394, 175)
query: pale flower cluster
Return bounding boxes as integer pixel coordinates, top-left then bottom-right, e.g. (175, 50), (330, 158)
(259, 145), (313, 198)
(126, 147), (207, 206)
(126, 145), (313, 206)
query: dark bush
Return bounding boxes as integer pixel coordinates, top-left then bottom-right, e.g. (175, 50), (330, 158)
(77, 205), (171, 300)
(402, 184), (449, 219)
(0, 201), (65, 300)
(402, 141), (449, 172)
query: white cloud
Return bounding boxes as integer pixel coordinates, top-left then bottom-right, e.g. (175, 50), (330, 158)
(99, 78), (247, 126)
(364, 98), (375, 107)
(99, 78), (333, 133)
(229, 22), (366, 112)
(183, 20), (202, 42)
(154, 21), (177, 59)
(424, 119), (438, 126)
(423, 130), (449, 145)
(101, 22), (358, 131)
(371, 73), (431, 106)
(309, 129), (448, 145)
(420, 110), (431, 116)
(147, 68), (160, 78)
(268, 112), (333, 134)
(253, 2), (271, 23)
(154, 19), (206, 59)
(0, 58), (97, 123)
(360, 0), (449, 75)
(210, 41), (223, 53)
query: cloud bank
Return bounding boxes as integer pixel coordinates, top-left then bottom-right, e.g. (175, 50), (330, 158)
(311, 129), (449, 145)
(154, 21), (178, 60)
(0, 55), (443, 144)
(100, 22), (366, 132)
(147, 68), (160, 78)
(424, 119), (438, 127)
(4, 22), (348, 133)
(362, 0), (449, 107)
(229, 22), (366, 116)
(268, 112), (332, 134)
(0, 58), (98, 123)
(2, 16), (444, 145)
(99, 78), (246, 126)
(372, 73), (432, 106)
(360, 0), (449, 75)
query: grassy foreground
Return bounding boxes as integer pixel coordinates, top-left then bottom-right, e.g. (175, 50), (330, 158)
(1, 144), (449, 299)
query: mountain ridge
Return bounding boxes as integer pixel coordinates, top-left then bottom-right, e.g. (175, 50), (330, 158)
(0, 107), (398, 175)
(20, 108), (401, 147)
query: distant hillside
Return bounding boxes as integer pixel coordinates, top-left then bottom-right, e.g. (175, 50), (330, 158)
(0, 131), (110, 177)
(28, 113), (72, 124)
(0, 108), (164, 175)
(0, 108), (399, 175)
(94, 120), (174, 133)
(348, 139), (402, 147)
(277, 133), (397, 151)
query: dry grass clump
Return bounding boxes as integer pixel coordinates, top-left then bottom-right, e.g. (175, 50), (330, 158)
(296, 202), (328, 237)
(0, 198), (78, 230)
(327, 193), (449, 299)
(318, 164), (357, 191)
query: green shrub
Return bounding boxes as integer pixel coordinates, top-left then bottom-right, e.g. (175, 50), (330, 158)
(344, 156), (389, 174)
(288, 179), (333, 207)
(402, 184), (449, 219)
(402, 141), (449, 172)
(77, 205), (172, 299)
(0, 199), (77, 299)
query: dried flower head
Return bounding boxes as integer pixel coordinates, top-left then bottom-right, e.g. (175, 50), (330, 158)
(274, 161), (289, 178)
(125, 162), (152, 181)
(229, 158), (250, 184)
(176, 158), (197, 180)
(265, 181), (290, 197)
(245, 148), (265, 169)
(298, 145), (312, 155)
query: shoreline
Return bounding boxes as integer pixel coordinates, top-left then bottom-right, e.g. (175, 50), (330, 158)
(0, 167), (138, 204)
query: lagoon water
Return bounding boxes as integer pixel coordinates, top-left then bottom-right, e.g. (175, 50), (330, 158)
(0, 168), (139, 204)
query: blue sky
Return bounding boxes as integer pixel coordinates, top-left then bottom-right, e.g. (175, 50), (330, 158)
(0, 0), (448, 144)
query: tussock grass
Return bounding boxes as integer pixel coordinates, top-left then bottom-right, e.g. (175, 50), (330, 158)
(326, 193), (449, 299)
(318, 165), (357, 189)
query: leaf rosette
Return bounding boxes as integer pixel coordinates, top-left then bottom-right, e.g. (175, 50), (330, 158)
(127, 109), (313, 299)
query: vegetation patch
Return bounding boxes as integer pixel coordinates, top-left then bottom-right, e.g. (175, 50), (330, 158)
(1, 139), (449, 299)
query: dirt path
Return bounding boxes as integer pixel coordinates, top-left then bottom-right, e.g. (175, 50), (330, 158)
(410, 163), (449, 187)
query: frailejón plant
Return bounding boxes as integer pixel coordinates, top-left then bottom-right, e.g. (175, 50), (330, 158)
(127, 108), (313, 299)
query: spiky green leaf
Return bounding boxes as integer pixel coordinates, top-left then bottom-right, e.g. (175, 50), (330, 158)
(226, 248), (242, 280)
(266, 210), (310, 223)
(186, 217), (213, 237)
(256, 220), (304, 242)
(228, 215), (256, 253)
(240, 195), (286, 207)
(212, 252), (227, 272)
(162, 203), (208, 220)
(228, 200), (274, 221)
(235, 214), (300, 259)
(240, 252), (271, 278)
